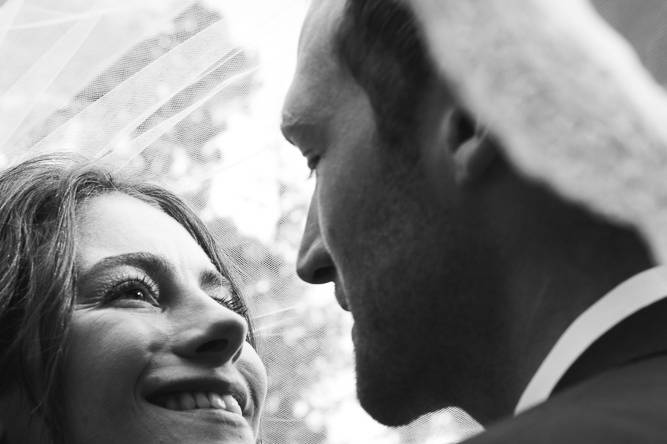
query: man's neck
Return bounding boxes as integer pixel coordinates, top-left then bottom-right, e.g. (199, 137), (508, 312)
(468, 214), (655, 424)
(503, 224), (654, 421)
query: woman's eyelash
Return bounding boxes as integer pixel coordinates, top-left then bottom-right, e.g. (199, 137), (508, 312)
(211, 287), (247, 316)
(102, 274), (160, 307)
(94, 271), (247, 316)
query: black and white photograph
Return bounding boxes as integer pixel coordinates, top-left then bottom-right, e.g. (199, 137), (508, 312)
(1, 0), (667, 443)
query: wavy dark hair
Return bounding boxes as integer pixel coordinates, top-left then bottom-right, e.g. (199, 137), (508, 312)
(0, 153), (254, 443)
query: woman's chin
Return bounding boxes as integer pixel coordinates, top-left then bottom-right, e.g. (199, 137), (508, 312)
(137, 401), (257, 444)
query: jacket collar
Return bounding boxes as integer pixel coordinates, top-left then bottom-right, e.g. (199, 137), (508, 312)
(515, 266), (667, 414)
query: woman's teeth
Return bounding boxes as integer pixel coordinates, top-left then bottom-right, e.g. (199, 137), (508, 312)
(159, 392), (242, 414)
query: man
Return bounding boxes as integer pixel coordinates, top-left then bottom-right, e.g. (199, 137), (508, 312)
(281, 0), (667, 441)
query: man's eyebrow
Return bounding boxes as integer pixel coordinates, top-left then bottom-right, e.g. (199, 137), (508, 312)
(280, 117), (328, 154)
(280, 112), (304, 146)
(78, 252), (172, 282)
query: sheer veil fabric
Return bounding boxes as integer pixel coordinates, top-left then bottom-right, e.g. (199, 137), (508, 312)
(2, 1), (666, 443)
(0, 1), (481, 442)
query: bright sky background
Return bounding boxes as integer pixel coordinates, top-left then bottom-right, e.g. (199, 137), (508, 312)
(206, 0), (312, 245)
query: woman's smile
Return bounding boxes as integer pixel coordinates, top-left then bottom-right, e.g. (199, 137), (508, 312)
(141, 373), (253, 419)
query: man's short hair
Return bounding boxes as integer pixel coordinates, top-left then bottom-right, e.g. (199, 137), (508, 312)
(335, 0), (436, 151)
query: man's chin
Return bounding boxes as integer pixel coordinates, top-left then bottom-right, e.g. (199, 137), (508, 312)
(354, 364), (425, 426)
(356, 384), (423, 426)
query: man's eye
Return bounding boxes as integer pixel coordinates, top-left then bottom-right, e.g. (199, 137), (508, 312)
(307, 155), (320, 177)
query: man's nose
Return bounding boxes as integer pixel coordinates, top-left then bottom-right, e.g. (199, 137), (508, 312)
(172, 292), (248, 367)
(297, 197), (335, 284)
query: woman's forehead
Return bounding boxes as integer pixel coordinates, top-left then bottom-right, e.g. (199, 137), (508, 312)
(74, 192), (211, 273)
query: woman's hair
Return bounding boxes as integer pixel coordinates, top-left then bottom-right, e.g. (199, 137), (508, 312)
(0, 153), (254, 443)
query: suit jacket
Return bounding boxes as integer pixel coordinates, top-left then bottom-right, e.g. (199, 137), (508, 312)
(465, 274), (667, 443)
(466, 355), (667, 443)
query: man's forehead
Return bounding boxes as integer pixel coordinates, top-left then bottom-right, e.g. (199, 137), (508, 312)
(282, 0), (350, 131)
(298, 0), (345, 58)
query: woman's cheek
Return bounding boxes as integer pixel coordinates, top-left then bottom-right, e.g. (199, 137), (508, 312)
(237, 345), (268, 433)
(63, 311), (168, 431)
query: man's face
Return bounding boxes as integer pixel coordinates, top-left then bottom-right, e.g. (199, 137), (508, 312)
(281, 0), (502, 426)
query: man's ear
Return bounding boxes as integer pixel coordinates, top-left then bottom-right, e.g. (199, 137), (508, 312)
(440, 108), (497, 186)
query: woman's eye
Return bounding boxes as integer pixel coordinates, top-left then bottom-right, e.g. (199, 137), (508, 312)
(214, 296), (242, 313)
(104, 279), (160, 307)
(211, 289), (247, 316)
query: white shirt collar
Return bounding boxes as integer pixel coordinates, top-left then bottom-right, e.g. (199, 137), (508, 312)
(515, 265), (667, 415)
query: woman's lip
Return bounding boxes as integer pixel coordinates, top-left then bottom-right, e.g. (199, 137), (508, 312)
(143, 402), (255, 438)
(142, 375), (252, 417)
(147, 400), (250, 424)
(149, 391), (243, 415)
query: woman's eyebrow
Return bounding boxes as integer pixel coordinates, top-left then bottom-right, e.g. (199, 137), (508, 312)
(79, 252), (172, 282)
(200, 269), (231, 291)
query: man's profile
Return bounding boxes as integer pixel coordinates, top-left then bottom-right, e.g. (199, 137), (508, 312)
(281, 0), (667, 441)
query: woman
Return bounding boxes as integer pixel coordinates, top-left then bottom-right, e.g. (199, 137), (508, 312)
(0, 153), (267, 443)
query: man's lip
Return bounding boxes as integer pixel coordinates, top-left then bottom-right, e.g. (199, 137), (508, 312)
(142, 375), (251, 416)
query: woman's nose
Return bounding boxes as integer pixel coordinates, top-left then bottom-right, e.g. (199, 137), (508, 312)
(172, 295), (248, 367)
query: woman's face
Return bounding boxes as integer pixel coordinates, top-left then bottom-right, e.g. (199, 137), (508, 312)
(64, 192), (267, 444)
